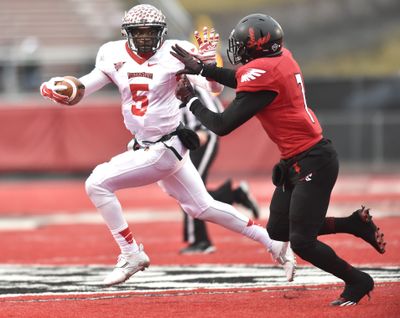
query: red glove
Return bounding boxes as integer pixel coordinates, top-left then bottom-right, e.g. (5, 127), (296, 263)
(40, 77), (70, 105)
(194, 27), (219, 65)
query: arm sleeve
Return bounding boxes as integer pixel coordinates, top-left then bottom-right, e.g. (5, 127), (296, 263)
(79, 68), (112, 97)
(78, 43), (113, 96)
(201, 64), (237, 89)
(189, 90), (277, 136)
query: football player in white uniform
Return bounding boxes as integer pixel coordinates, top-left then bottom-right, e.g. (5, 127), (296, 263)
(40, 4), (295, 286)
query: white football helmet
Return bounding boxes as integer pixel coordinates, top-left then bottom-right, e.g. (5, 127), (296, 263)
(121, 4), (167, 54)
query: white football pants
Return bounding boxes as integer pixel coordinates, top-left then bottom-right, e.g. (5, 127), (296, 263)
(85, 136), (273, 250)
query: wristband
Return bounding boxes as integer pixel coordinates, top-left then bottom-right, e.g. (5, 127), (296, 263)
(187, 96), (199, 108)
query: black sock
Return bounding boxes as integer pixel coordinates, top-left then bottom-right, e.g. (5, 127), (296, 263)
(319, 215), (356, 235)
(294, 240), (359, 283)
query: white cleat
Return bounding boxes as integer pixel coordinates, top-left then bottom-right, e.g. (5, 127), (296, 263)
(269, 241), (296, 282)
(103, 244), (150, 286)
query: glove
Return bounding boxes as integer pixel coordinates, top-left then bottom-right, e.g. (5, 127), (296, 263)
(175, 75), (196, 106)
(40, 77), (70, 105)
(170, 44), (204, 76)
(194, 27), (219, 65)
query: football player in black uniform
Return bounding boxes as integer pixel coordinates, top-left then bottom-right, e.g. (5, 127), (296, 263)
(171, 14), (386, 306)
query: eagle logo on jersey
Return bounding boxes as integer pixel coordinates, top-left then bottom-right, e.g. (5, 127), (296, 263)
(114, 62), (126, 71)
(240, 68), (266, 82)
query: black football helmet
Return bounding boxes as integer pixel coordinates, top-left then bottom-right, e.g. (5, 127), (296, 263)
(227, 14), (284, 65)
(121, 4), (167, 54)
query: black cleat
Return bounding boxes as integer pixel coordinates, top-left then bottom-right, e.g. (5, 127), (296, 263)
(179, 241), (216, 255)
(350, 206), (386, 254)
(235, 181), (260, 219)
(331, 271), (374, 306)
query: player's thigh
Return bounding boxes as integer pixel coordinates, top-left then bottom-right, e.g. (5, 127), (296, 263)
(87, 144), (181, 192)
(289, 159), (339, 244)
(267, 187), (291, 241)
(159, 158), (213, 218)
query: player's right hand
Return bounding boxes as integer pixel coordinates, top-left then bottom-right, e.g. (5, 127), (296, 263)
(40, 77), (70, 105)
(171, 44), (203, 76)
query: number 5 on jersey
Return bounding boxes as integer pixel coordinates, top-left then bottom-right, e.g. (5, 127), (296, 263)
(130, 83), (149, 116)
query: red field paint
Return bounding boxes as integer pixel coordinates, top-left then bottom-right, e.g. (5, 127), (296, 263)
(0, 176), (399, 317)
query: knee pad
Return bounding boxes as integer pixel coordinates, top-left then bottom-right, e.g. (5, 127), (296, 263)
(85, 167), (114, 208)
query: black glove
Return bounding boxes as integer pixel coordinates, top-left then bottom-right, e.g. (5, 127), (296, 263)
(175, 75), (196, 107)
(170, 44), (204, 76)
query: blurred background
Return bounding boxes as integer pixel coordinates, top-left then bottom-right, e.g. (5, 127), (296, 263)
(1, 0), (400, 178)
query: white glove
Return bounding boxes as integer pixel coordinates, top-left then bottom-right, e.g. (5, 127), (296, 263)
(40, 77), (70, 104)
(194, 27), (219, 65)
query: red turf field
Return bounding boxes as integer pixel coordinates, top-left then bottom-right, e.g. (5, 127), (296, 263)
(0, 175), (399, 318)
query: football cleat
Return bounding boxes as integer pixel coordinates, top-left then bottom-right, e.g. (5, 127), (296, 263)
(351, 206), (386, 254)
(269, 241), (296, 282)
(330, 298), (358, 307)
(331, 271), (374, 306)
(103, 244), (150, 286)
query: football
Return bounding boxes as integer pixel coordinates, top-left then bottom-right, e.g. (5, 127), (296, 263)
(55, 76), (85, 105)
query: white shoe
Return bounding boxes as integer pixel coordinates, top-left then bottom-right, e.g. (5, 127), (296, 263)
(269, 241), (296, 282)
(103, 244), (150, 286)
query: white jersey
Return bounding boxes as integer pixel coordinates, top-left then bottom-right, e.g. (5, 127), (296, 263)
(78, 39), (276, 279)
(88, 39), (209, 144)
(181, 86), (224, 132)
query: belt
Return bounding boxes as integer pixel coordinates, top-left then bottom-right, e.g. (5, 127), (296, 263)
(155, 123), (184, 143)
(141, 123), (183, 145)
(135, 123), (184, 160)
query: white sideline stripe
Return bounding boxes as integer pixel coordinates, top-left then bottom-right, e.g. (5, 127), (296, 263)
(0, 205), (398, 231)
(0, 210), (182, 231)
(0, 264), (398, 299)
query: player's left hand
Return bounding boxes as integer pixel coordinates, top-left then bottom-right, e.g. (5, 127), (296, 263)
(175, 75), (196, 106)
(171, 45), (203, 76)
(194, 27), (219, 65)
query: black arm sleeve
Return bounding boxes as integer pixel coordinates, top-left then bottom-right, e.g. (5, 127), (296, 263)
(201, 64), (237, 88)
(189, 90), (277, 136)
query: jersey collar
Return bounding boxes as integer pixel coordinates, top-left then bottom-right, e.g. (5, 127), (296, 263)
(125, 42), (154, 64)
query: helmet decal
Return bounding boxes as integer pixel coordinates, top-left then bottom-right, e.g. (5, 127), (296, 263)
(227, 14), (283, 65)
(121, 4), (167, 54)
(122, 4), (166, 26)
(247, 28), (271, 51)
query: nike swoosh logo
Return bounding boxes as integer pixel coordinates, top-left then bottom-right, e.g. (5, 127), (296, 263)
(148, 62), (157, 67)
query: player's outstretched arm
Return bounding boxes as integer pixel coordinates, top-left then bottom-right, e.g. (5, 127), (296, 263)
(171, 44), (237, 89)
(176, 75), (276, 135)
(190, 91), (274, 136)
(79, 68), (112, 96)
